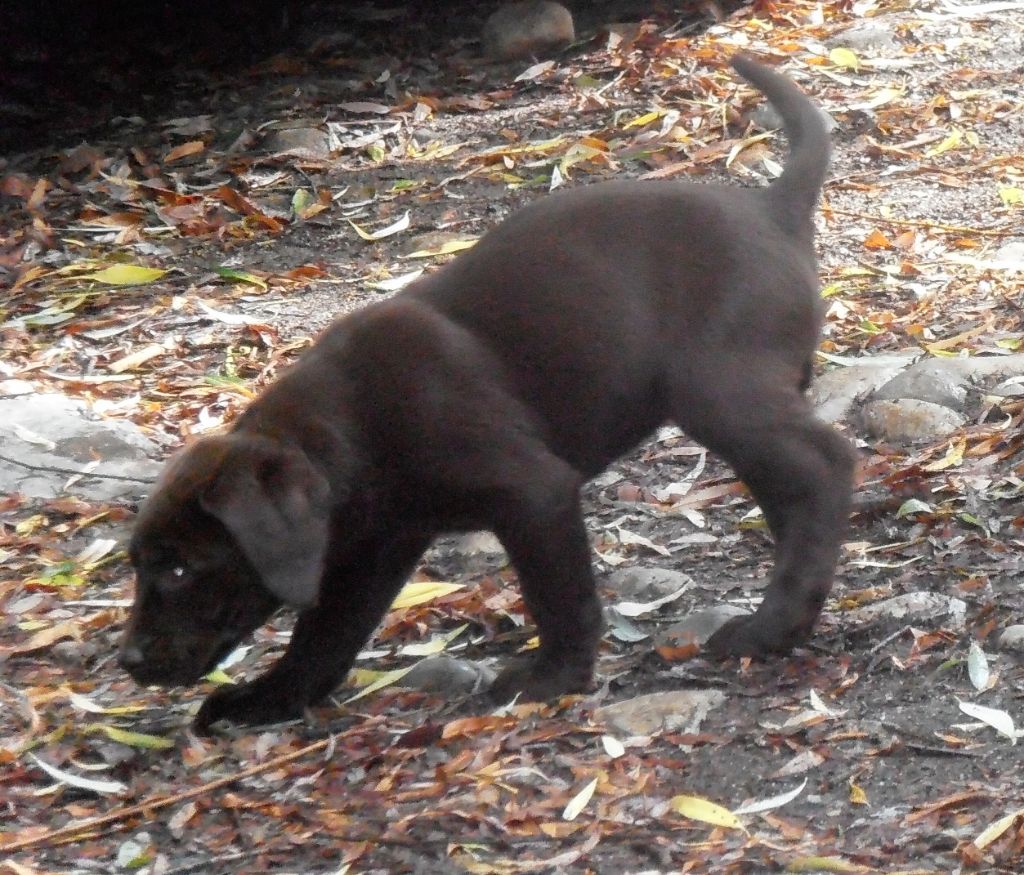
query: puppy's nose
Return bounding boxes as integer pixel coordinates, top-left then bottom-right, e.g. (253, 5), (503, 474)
(119, 643), (146, 670)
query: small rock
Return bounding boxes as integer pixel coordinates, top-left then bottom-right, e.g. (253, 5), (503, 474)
(860, 398), (966, 445)
(607, 566), (692, 602)
(449, 531), (506, 557)
(400, 656), (496, 695)
(827, 23), (899, 53)
(263, 125), (331, 159)
(847, 592), (967, 629)
(657, 605), (750, 648)
(0, 394), (161, 501)
(998, 624), (1024, 654)
(874, 354), (1024, 408)
(992, 239), (1024, 272)
(50, 640), (100, 663)
(482, 1), (574, 61)
(595, 690), (725, 736)
(874, 359), (973, 409)
(809, 350), (920, 423)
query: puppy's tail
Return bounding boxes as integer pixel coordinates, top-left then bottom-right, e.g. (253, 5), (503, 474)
(730, 54), (830, 236)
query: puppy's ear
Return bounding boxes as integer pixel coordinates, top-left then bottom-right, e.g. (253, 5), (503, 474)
(199, 437), (331, 608)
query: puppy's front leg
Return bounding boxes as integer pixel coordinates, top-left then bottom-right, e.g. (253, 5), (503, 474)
(195, 531), (431, 732)
(487, 460), (605, 703)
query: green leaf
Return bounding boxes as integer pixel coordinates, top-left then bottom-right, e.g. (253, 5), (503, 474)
(291, 188), (314, 214)
(214, 267), (268, 289)
(896, 498), (932, 518)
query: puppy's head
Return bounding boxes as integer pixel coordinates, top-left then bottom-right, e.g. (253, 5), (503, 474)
(120, 433), (332, 687)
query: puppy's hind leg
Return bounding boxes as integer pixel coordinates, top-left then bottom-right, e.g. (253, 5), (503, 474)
(673, 377), (855, 656)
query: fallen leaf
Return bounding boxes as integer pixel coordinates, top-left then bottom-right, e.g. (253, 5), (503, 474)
(668, 794), (746, 831)
(829, 47), (861, 70)
(391, 581), (464, 609)
(164, 140), (205, 163)
(562, 777), (598, 821)
(957, 699), (1019, 743)
(83, 264), (167, 285)
(83, 724), (175, 750)
(27, 753), (126, 795)
(349, 211), (410, 241)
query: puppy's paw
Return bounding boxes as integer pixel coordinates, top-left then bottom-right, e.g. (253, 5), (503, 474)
(489, 655), (593, 705)
(194, 681), (304, 734)
(704, 614), (799, 659)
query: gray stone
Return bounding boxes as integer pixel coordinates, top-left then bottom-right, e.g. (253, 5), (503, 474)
(998, 624), (1024, 654)
(860, 398), (967, 444)
(263, 125), (331, 159)
(809, 351), (920, 423)
(874, 354), (1024, 408)
(400, 656), (496, 695)
(482, 1), (574, 61)
(607, 566), (692, 602)
(595, 690), (725, 736)
(657, 605), (750, 648)
(992, 239), (1024, 271)
(847, 593), (967, 629)
(0, 394), (161, 501)
(449, 531), (506, 557)
(827, 23), (900, 53)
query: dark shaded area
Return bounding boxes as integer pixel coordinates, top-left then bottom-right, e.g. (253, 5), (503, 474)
(0, 0), (731, 155)
(1, 0), (304, 152)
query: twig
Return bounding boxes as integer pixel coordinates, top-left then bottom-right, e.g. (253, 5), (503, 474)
(0, 452), (156, 485)
(823, 207), (1017, 237)
(0, 730), (358, 853)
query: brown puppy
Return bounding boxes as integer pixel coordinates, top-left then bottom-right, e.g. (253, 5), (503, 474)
(121, 55), (854, 732)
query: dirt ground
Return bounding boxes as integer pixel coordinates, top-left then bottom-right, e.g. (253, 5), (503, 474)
(1, 0), (1022, 873)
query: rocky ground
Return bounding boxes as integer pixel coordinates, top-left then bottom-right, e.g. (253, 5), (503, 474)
(1, 0), (1022, 873)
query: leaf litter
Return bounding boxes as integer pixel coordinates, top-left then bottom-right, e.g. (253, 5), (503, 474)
(1, 0), (1023, 872)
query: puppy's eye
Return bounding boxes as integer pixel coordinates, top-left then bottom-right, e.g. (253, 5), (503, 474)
(158, 564), (191, 591)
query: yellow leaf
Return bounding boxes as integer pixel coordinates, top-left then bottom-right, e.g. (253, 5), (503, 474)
(562, 777), (598, 821)
(668, 794), (746, 831)
(390, 580), (464, 610)
(405, 239), (477, 259)
(342, 665), (416, 703)
(83, 264), (167, 285)
(84, 724), (175, 749)
(848, 781), (868, 805)
(974, 808), (1024, 849)
(787, 857), (868, 873)
(999, 186), (1023, 206)
(399, 624), (468, 656)
(203, 669), (234, 685)
(829, 48), (860, 70)
(623, 110), (663, 129)
(922, 437), (966, 472)
(925, 129), (963, 158)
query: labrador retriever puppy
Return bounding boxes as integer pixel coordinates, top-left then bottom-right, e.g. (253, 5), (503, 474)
(120, 55), (854, 732)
